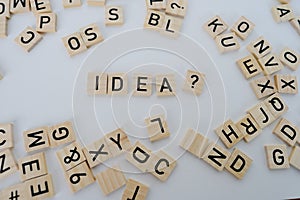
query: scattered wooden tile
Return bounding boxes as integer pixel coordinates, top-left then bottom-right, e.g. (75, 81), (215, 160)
(203, 15), (228, 39)
(105, 128), (131, 157)
(160, 14), (183, 37)
(272, 4), (294, 23)
(258, 53), (284, 75)
(23, 126), (50, 153)
(48, 121), (76, 147)
(290, 16), (300, 36)
(87, 0), (105, 6)
(15, 26), (43, 52)
(145, 114), (170, 142)
(179, 129), (211, 158)
(87, 72), (107, 95)
(25, 174), (55, 199)
(144, 10), (165, 31)
(279, 47), (300, 71)
(236, 114), (262, 143)
(265, 144), (290, 169)
(145, 0), (166, 10)
(56, 141), (86, 171)
(18, 152), (48, 182)
(156, 74), (176, 96)
(231, 16), (255, 40)
(0, 183), (29, 200)
(273, 118), (299, 146)
(278, 0), (290, 3)
(96, 166), (126, 196)
(126, 141), (152, 172)
(289, 146), (300, 170)
(165, 0), (187, 18)
(10, 0), (30, 14)
(30, 0), (52, 14)
(62, 0), (81, 8)
(0, 123), (13, 150)
(80, 23), (104, 48)
(225, 148), (252, 180)
(105, 6), (124, 26)
(107, 73), (128, 95)
(215, 32), (240, 53)
(274, 74), (298, 94)
(133, 74), (152, 96)
(0, 0), (10, 18)
(215, 119), (244, 149)
(64, 162), (95, 193)
(0, 16), (7, 38)
(36, 13), (56, 33)
(122, 179), (149, 200)
(183, 70), (205, 95)
(0, 149), (18, 179)
(202, 143), (231, 171)
(236, 54), (262, 79)
(247, 102), (275, 129)
(247, 36), (272, 59)
(62, 32), (87, 56)
(250, 76), (277, 99)
(264, 93), (288, 118)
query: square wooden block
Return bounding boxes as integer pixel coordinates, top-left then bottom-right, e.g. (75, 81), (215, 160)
(30, 0), (52, 14)
(18, 152), (48, 182)
(265, 144), (289, 169)
(0, 17), (7, 38)
(280, 47), (300, 71)
(144, 10), (165, 31)
(0, 183), (29, 200)
(160, 14), (183, 37)
(274, 74), (298, 94)
(105, 6), (124, 26)
(290, 17), (300, 36)
(126, 141), (152, 172)
(107, 73), (128, 95)
(225, 148), (253, 180)
(202, 143), (231, 171)
(264, 93), (288, 118)
(62, 32), (87, 56)
(36, 13), (56, 33)
(236, 114), (262, 143)
(272, 4), (294, 23)
(156, 74), (176, 96)
(96, 166), (126, 196)
(64, 162), (95, 193)
(122, 179), (149, 200)
(183, 70), (205, 96)
(273, 118), (299, 146)
(231, 16), (255, 40)
(56, 141), (86, 171)
(165, 0), (187, 18)
(247, 102), (275, 129)
(258, 53), (284, 75)
(236, 54), (262, 79)
(80, 23), (104, 48)
(250, 76), (277, 99)
(48, 121), (76, 147)
(0, 149), (18, 179)
(289, 146), (300, 170)
(145, 114), (170, 142)
(0, 123), (13, 150)
(25, 174), (55, 199)
(179, 129), (211, 158)
(203, 15), (228, 39)
(87, 0), (105, 6)
(215, 32), (240, 53)
(133, 74), (152, 96)
(215, 119), (244, 149)
(63, 0), (81, 8)
(23, 126), (50, 153)
(10, 0), (30, 13)
(0, 0), (10, 18)
(247, 36), (272, 59)
(105, 128), (132, 157)
(15, 26), (43, 52)
(87, 72), (107, 95)
(145, 0), (166, 10)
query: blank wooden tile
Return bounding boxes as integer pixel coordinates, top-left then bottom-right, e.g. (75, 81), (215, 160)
(122, 179), (149, 200)
(225, 148), (253, 180)
(48, 121), (76, 147)
(87, 0), (105, 6)
(96, 166), (126, 195)
(105, 128), (131, 157)
(62, 32), (87, 56)
(264, 93), (288, 118)
(30, 0), (52, 14)
(145, 0), (166, 10)
(247, 102), (275, 129)
(126, 141), (152, 172)
(236, 114), (262, 143)
(15, 26), (43, 52)
(105, 6), (124, 26)
(273, 118), (299, 146)
(202, 143), (231, 171)
(265, 144), (289, 169)
(236, 54), (262, 79)
(250, 76), (277, 99)
(144, 10), (165, 31)
(36, 13), (56, 33)
(183, 70), (205, 95)
(215, 32), (240, 53)
(279, 48), (300, 71)
(289, 146), (300, 170)
(133, 74), (152, 96)
(0, 16), (7, 38)
(274, 74), (298, 94)
(160, 14), (183, 37)
(231, 16), (255, 40)
(272, 4), (294, 23)
(64, 162), (95, 193)
(290, 17), (300, 36)
(80, 23), (104, 48)
(179, 129), (211, 158)
(18, 152), (48, 182)
(23, 126), (50, 153)
(156, 74), (176, 96)
(165, 0), (187, 18)
(203, 15), (228, 39)
(56, 141), (86, 171)
(10, 0), (30, 13)
(25, 174), (55, 199)
(145, 114), (170, 142)
(0, 183), (29, 200)
(0, 0), (10, 18)
(87, 72), (107, 95)
(215, 120), (244, 149)
(63, 0), (81, 8)
(0, 123), (13, 150)
(0, 149), (18, 179)
(107, 73), (128, 95)
(258, 53), (284, 75)
(247, 36), (272, 59)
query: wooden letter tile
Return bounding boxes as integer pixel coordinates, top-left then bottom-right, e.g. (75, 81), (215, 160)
(0, 0), (10, 18)
(87, 0), (105, 6)
(250, 76), (277, 99)
(23, 126), (49, 153)
(107, 73), (128, 95)
(183, 70), (205, 95)
(273, 118), (299, 146)
(225, 148), (253, 180)
(48, 121), (76, 147)
(247, 36), (272, 58)
(160, 14), (183, 37)
(236, 114), (262, 143)
(289, 146), (300, 170)
(215, 32), (240, 53)
(36, 13), (56, 33)
(279, 48), (300, 71)
(202, 143), (231, 171)
(96, 166), (126, 195)
(0, 16), (7, 38)
(0, 183), (29, 200)
(105, 6), (124, 26)
(30, 0), (52, 14)
(258, 53), (284, 75)
(10, 0), (30, 14)
(265, 144), (289, 169)
(247, 102), (276, 129)
(62, 0), (81, 8)
(87, 72), (107, 95)
(104, 128), (131, 157)
(144, 10), (165, 31)
(146, 0), (166, 10)
(203, 15), (228, 39)
(272, 4), (294, 23)
(264, 93), (288, 118)
(133, 74), (152, 96)
(80, 23), (104, 48)
(290, 17), (300, 36)
(236, 54), (262, 79)
(25, 174), (55, 199)
(0, 123), (13, 150)
(126, 141), (152, 172)
(15, 26), (43, 52)
(145, 114), (170, 142)
(122, 179), (149, 200)
(156, 74), (176, 96)
(274, 74), (298, 94)
(62, 32), (87, 56)
(0, 149), (18, 179)
(231, 16), (255, 40)
(165, 0), (187, 18)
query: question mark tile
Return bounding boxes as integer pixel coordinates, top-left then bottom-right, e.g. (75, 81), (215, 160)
(183, 70), (205, 96)
(166, 0), (187, 18)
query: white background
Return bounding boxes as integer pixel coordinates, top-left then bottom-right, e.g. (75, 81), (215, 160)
(1, 0), (300, 199)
